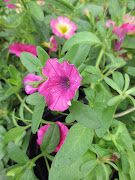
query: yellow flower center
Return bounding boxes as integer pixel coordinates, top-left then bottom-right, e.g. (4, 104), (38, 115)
(56, 23), (70, 34)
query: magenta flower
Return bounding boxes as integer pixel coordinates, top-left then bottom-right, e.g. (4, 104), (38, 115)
(105, 20), (135, 53)
(9, 42), (38, 57)
(37, 121), (69, 152)
(50, 17), (77, 39)
(23, 74), (44, 94)
(38, 59), (82, 111)
(4, 0), (16, 9)
(42, 36), (58, 56)
(124, 14), (135, 35)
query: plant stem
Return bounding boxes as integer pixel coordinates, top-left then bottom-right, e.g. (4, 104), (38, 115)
(15, 93), (33, 114)
(121, 0), (127, 26)
(95, 46), (105, 68)
(114, 107), (135, 118)
(32, 153), (44, 162)
(58, 112), (69, 116)
(44, 156), (50, 172)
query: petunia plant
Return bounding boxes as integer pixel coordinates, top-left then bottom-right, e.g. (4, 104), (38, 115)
(1, 0), (135, 179)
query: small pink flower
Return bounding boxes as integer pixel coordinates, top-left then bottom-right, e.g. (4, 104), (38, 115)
(38, 59), (82, 111)
(105, 20), (115, 28)
(4, 0), (16, 9)
(42, 36), (58, 56)
(37, 1), (45, 6)
(51, 17), (77, 39)
(23, 74), (44, 94)
(105, 20), (135, 53)
(9, 42), (38, 57)
(49, 36), (58, 52)
(124, 14), (135, 35)
(37, 121), (69, 152)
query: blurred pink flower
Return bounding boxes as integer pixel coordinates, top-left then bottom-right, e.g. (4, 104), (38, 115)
(37, 1), (45, 6)
(4, 0), (16, 9)
(23, 74), (44, 94)
(124, 14), (135, 35)
(50, 17), (77, 39)
(9, 42), (38, 57)
(37, 121), (69, 152)
(105, 20), (135, 54)
(42, 36), (58, 56)
(38, 59), (82, 111)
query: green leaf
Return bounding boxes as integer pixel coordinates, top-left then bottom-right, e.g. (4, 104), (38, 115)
(5, 86), (20, 96)
(127, 149), (135, 180)
(126, 66), (135, 77)
(32, 101), (46, 134)
(122, 35), (135, 49)
(104, 77), (122, 94)
(37, 46), (50, 67)
(69, 101), (101, 129)
(41, 123), (60, 154)
(49, 151), (96, 180)
(26, 92), (45, 105)
(8, 78), (18, 86)
(81, 74), (99, 84)
(28, 2), (44, 21)
(20, 52), (42, 73)
(54, 123), (94, 168)
(20, 169), (38, 180)
(109, 0), (122, 20)
(128, 95), (135, 107)
(8, 142), (29, 164)
(123, 74), (130, 92)
(43, 0), (74, 14)
(121, 153), (130, 174)
(81, 65), (101, 76)
(63, 44), (90, 68)
(113, 72), (124, 91)
(95, 106), (116, 137)
(9, 65), (21, 82)
(62, 32), (101, 54)
(19, 96), (27, 122)
(106, 57), (126, 69)
(12, 109), (19, 127)
(81, 159), (99, 174)
(0, 126), (7, 135)
(4, 127), (26, 144)
(107, 95), (122, 106)
(65, 114), (75, 123)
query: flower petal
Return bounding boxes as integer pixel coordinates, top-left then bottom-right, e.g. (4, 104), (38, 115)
(42, 59), (62, 77)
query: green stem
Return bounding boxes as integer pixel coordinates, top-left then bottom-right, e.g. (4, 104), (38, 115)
(41, 119), (76, 126)
(58, 44), (61, 59)
(121, 0), (127, 26)
(32, 153), (44, 163)
(15, 93), (33, 114)
(95, 46), (105, 68)
(114, 107), (135, 118)
(98, 68), (115, 82)
(44, 156), (50, 172)
(58, 112), (69, 116)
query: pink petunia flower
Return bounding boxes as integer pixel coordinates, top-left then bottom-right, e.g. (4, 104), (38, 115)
(4, 0), (16, 9)
(50, 17), (77, 39)
(37, 121), (69, 152)
(124, 14), (135, 35)
(23, 74), (44, 94)
(38, 59), (82, 111)
(105, 20), (135, 54)
(9, 42), (38, 57)
(42, 36), (58, 56)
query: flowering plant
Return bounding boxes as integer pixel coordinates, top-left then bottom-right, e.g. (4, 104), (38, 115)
(1, 0), (135, 179)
